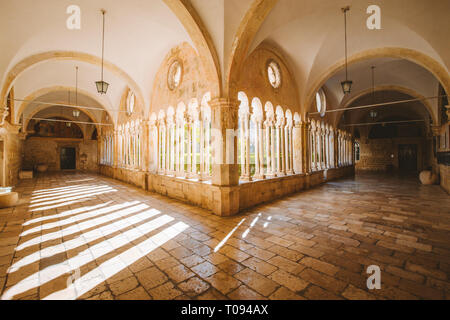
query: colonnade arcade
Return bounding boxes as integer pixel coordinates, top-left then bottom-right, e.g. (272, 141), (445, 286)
(149, 93), (213, 180)
(99, 92), (354, 183)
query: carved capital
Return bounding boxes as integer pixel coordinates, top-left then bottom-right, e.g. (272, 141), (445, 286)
(0, 106), (9, 126)
(431, 125), (441, 136)
(209, 98), (239, 130)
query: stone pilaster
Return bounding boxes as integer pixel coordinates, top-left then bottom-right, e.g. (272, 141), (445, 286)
(209, 98), (240, 187)
(334, 129), (339, 168)
(113, 130), (119, 168)
(302, 121), (311, 174)
(293, 120), (303, 174)
(0, 106), (9, 127)
(209, 98), (240, 216)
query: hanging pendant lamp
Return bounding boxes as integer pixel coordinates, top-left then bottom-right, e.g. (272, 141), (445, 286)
(340, 6), (352, 95)
(66, 91), (71, 127)
(369, 66), (378, 120)
(73, 66), (81, 117)
(96, 9), (109, 94)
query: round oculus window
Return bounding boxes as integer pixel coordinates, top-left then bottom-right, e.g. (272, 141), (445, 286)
(126, 91), (135, 116)
(267, 60), (281, 89)
(316, 90), (326, 117)
(168, 60), (182, 90)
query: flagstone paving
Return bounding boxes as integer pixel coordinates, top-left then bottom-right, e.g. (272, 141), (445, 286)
(0, 172), (449, 300)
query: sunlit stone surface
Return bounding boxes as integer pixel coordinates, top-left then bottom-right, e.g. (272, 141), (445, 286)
(0, 172), (448, 300)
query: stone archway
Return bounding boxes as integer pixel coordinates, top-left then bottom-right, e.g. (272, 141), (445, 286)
(163, 0), (222, 98)
(226, 0), (279, 98)
(334, 85), (438, 128)
(17, 86), (113, 132)
(0, 51), (145, 120)
(305, 47), (450, 115)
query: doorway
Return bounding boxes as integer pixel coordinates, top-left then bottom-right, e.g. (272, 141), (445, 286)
(60, 147), (76, 170)
(398, 144), (417, 172)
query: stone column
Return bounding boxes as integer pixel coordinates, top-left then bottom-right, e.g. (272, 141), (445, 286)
(186, 118), (192, 176)
(431, 125), (441, 173)
(254, 120), (260, 178)
(253, 119), (265, 180)
(113, 130), (119, 168)
(317, 128), (322, 170)
(303, 121), (311, 174)
(293, 120), (302, 174)
(281, 124), (287, 175)
(310, 126), (316, 172)
(199, 117), (205, 180)
(239, 116), (245, 178)
(191, 119), (197, 177)
(334, 129), (339, 168)
(210, 98), (239, 186)
(258, 122), (265, 178)
(209, 98), (240, 216)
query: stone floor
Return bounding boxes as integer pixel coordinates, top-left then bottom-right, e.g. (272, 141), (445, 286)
(0, 172), (449, 300)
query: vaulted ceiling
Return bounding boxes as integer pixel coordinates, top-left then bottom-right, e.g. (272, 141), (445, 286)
(1, 0), (449, 127)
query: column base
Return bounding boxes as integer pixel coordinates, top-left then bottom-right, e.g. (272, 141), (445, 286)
(212, 164), (239, 186)
(211, 185), (240, 216)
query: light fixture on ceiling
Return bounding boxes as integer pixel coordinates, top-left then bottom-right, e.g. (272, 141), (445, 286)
(73, 66), (80, 118)
(340, 6), (352, 95)
(369, 66), (377, 121)
(95, 9), (109, 94)
(66, 90), (71, 127)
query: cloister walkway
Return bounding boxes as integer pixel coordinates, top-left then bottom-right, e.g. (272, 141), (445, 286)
(0, 172), (448, 300)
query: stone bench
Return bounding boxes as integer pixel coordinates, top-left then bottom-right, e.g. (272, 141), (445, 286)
(0, 192), (19, 208)
(19, 170), (33, 179)
(419, 170), (438, 185)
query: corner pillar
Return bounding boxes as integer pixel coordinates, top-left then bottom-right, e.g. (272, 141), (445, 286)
(209, 98), (240, 216)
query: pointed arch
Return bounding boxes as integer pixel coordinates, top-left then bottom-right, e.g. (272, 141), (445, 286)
(226, 0), (279, 97)
(305, 47), (450, 115)
(0, 51), (145, 117)
(163, 0), (221, 97)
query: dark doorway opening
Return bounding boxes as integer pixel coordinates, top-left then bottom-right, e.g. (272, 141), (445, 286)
(398, 144), (417, 172)
(60, 147), (76, 170)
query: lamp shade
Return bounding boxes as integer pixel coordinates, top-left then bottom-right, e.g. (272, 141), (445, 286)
(96, 81), (109, 94)
(73, 110), (80, 117)
(340, 80), (353, 94)
(66, 122), (72, 127)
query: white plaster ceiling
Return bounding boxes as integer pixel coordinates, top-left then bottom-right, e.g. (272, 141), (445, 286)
(339, 90), (432, 134)
(323, 57), (440, 122)
(0, 0), (193, 123)
(1, 0), (449, 127)
(250, 0), (450, 109)
(22, 90), (106, 126)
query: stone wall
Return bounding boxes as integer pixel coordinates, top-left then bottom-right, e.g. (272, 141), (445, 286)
(439, 164), (450, 194)
(99, 165), (146, 190)
(236, 43), (301, 114)
(99, 165), (354, 216)
(149, 42), (211, 115)
(23, 137), (98, 172)
(356, 137), (428, 172)
(1, 131), (23, 187)
(6, 133), (23, 186)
